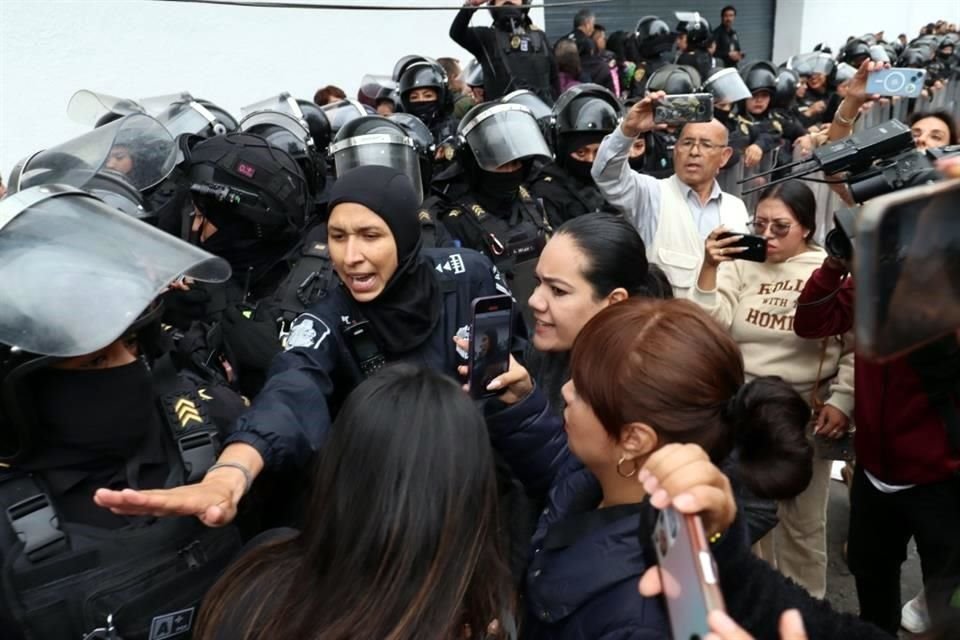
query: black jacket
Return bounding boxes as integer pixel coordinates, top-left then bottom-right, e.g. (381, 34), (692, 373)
(527, 162), (618, 224)
(713, 26), (742, 68)
(487, 388), (894, 640)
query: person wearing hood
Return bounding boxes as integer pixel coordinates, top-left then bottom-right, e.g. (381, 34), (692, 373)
(528, 84), (623, 223)
(94, 165), (523, 531)
(451, 0), (558, 104)
(691, 181), (855, 599)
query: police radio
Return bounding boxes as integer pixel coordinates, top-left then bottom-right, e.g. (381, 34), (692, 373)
(343, 321), (386, 377)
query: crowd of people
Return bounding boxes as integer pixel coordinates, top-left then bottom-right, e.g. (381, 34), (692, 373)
(1, 1), (960, 639)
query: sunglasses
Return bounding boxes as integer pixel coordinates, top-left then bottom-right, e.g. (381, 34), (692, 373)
(749, 219), (796, 237)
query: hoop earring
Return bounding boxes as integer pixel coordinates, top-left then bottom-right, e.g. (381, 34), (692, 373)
(616, 455), (638, 478)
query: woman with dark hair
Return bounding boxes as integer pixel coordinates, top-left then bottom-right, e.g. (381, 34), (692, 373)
(909, 110), (959, 150)
(693, 180), (854, 598)
(485, 298), (886, 638)
(195, 365), (515, 640)
(313, 85), (346, 106)
(555, 39), (584, 92)
(477, 214), (670, 413)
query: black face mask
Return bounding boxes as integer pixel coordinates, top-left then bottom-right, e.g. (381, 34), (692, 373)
(34, 360), (158, 461)
(201, 224), (289, 286)
(491, 5), (524, 27)
(628, 155), (647, 172)
(565, 159), (594, 184)
(407, 100), (441, 127)
(476, 167), (525, 208)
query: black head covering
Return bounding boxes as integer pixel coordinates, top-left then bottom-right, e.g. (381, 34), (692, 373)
(328, 165), (441, 354)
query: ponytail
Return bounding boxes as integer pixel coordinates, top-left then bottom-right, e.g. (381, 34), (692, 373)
(724, 376), (813, 500)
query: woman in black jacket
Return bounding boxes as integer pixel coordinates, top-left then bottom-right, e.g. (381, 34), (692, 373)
(484, 298), (890, 639)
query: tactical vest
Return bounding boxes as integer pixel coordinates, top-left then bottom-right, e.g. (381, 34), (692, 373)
(531, 167), (618, 223)
(0, 364), (241, 640)
(486, 27), (554, 103)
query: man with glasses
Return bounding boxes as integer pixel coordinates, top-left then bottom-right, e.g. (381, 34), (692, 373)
(591, 91), (749, 297)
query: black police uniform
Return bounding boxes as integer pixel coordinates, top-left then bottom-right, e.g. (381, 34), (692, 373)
(797, 87), (841, 128)
(713, 25), (742, 68)
(528, 161), (618, 223)
(627, 53), (674, 98)
(227, 247), (515, 472)
(450, 5), (558, 104)
(0, 362), (246, 640)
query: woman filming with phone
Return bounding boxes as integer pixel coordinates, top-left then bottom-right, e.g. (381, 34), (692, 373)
(484, 298), (885, 639)
(692, 180), (854, 599)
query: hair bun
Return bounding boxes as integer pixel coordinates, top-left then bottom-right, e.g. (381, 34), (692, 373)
(728, 376), (814, 500)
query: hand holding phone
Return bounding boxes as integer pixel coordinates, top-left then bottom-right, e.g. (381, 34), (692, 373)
(866, 68), (927, 98)
(468, 295), (513, 399)
(653, 509), (726, 640)
(654, 94), (714, 126)
(714, 232), (767, 262)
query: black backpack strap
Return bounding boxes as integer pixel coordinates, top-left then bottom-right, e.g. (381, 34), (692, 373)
(152, 356), (222, 484)
(0, 469), (67, 563)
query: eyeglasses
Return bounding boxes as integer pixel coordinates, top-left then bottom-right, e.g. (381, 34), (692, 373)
(676, 138), (724, 153)
(750, 219), (796, 237)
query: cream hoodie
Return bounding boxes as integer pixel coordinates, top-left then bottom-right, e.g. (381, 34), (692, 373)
(690, 248), (854, 417)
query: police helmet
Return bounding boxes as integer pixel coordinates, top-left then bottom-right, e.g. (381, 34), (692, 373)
(703, 67), (752, 104)
(678, 16), (711, 48)
(239, 111), (326, 198)
(392, 55), (432, 83)
(840, 39), (872, 66)
(296, 99), (333, 153)
(773, 68), (800, 109)
(552, 84), (621, 138)
(868, 44), (891, 63)
(456, 101), (552, 175)
(398, 60), (451, 113)
(143, 94), (239, 140)
(812, 42), (833, 54)
(741, 61), (778, 95)
(898, 48), (928, 69)
(502, 90), (553, 123)
(320, 99), (369, 140)
(646, 64), (703, 94)
(375, 87), (401, 111)
(464, 59), (484, 88)
(635, 15), (676, 58)
(185, 133), (308, 237)
(330, 116), (425, 203)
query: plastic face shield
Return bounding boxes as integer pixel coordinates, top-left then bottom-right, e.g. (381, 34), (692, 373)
(460, 104), (553, 171)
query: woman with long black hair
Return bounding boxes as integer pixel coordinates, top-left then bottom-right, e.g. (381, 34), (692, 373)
(195, 365), (515, 640)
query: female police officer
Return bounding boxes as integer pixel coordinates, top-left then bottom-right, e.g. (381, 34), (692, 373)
(95, 164), (519, 526)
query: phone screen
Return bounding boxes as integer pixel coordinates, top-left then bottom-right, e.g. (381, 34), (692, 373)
(653, 509), (725, 640)
(856, 179), (960, 360)
(469, 297), (513, 399)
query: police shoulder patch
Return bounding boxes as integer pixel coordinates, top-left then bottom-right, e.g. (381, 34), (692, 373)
(284, 313), (331, 350)
(634, 68), (646, 83)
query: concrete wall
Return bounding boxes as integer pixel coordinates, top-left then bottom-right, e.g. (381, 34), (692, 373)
(0, 0), (545, 178)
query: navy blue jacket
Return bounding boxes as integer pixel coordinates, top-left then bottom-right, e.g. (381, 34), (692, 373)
(488, 389), (891, 640)
(227, 248), (514, 472)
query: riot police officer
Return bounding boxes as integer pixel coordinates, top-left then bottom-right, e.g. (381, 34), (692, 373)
(450, 0), (558, 104)
(732, 61), (787, 168)
(165, 133), (310, 397)
(94, 165), (523, 531)
(425, 99), (554, 310)
(627, 15), (677, 98)
(676, 15), (719, 81)
(789, 52), (840, 127)
(0, 186), (246, 640)
(528, 84), (622, 223)
(398, 59), (460, 145)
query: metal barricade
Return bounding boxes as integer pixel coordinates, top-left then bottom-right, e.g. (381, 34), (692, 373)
(717, 148), (781, 217)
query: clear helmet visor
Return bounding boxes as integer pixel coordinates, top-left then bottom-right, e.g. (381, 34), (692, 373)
(14, 113), (177, 193)
(67, 90), (145, 127)
(462, 105), (553, 171)
(330, 135), (424, 203)
(0, 186), (230, 357)
(239, 111), (312, 155)
(359, 75), (399, 100)
(704, 68), (753, 103)
(239, 93), (305, 122)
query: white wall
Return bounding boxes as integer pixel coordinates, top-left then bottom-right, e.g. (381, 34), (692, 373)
(0, 0), (545, 179)
(781, 0), (960, 62)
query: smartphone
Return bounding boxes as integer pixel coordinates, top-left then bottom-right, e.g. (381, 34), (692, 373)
(654, 94), (714, 126)
(468, 295), (513, 399)
(343, 320), (386, 377)
(715, 232), (767, 262)
(855, 178), (960, 361)
(653, 508), (726, 640)
(866, 68), (927, 98)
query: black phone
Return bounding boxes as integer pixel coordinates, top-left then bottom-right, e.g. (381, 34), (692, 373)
(716, 232), (767, 262)
(468, 295), (513, 399)
(653, 508), (726, 640)
(342, 320), (386, 377)
(654, 94), (714, 126)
